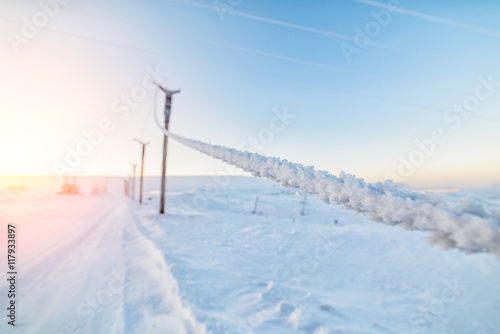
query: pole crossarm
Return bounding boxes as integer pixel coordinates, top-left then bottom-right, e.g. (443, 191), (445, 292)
(133, 138), (150, 146)
(154, 82), (180, 122)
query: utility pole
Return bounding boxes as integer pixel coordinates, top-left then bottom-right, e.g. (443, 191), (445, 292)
(154, 82), (180, 214)
(128, 174), (132, 198)
(129, 163), (137, 200)
(133, 138), (149, 204)
(123, 178), (128, 196)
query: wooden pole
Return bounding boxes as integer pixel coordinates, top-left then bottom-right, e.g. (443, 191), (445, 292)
(160, 118), (168, 213)
(134, 139), (149, 204)
(128, 175), (132, 198)
(139, 144), (146, 203)
(129, 163), (137, 200)
(155, 83), (180, 214)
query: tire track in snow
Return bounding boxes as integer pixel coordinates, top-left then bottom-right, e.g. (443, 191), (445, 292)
(20, 196), (120, 274)
(6, 196), (127, 333)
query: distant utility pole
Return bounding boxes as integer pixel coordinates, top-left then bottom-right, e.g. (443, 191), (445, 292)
(129, 163), (137, 200)
(133, 138), (149, 204)
(128, 174), (132, 198)
(123, 178), (128, 196)
(154, 82), (181, 214)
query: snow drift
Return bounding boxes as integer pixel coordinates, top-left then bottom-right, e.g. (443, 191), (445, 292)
(154, 111), (500, 258)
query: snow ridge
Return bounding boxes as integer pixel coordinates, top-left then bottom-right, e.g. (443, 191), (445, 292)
(156, 115), (500, 258)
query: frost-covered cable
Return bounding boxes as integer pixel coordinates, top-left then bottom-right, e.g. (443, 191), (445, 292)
(153, 104), (500, 259)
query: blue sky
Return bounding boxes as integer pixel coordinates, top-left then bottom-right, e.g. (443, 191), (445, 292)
(1, 0), (499, 187)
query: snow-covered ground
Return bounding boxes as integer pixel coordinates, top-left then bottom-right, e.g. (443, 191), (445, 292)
(1, 176), (499, 333)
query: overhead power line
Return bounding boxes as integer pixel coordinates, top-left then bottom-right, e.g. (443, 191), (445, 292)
(1, 16), (498, 122)
(153, 126), (500, 259)
(46, 5), (468, 96)
(352, 0), (500, 38)
(168, 0), (470, 63)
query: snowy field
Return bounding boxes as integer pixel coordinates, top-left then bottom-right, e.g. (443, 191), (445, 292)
(1, 176), (499, 334)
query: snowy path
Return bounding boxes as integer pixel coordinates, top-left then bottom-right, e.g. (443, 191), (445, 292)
(0, 193), (205, 334)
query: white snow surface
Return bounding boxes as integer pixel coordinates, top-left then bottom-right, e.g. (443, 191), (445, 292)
(159, 127), (500, 259)
(1, 177), (500, 333)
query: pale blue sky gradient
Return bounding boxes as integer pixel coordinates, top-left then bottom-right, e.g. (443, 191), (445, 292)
(1, 0), (499, 187)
